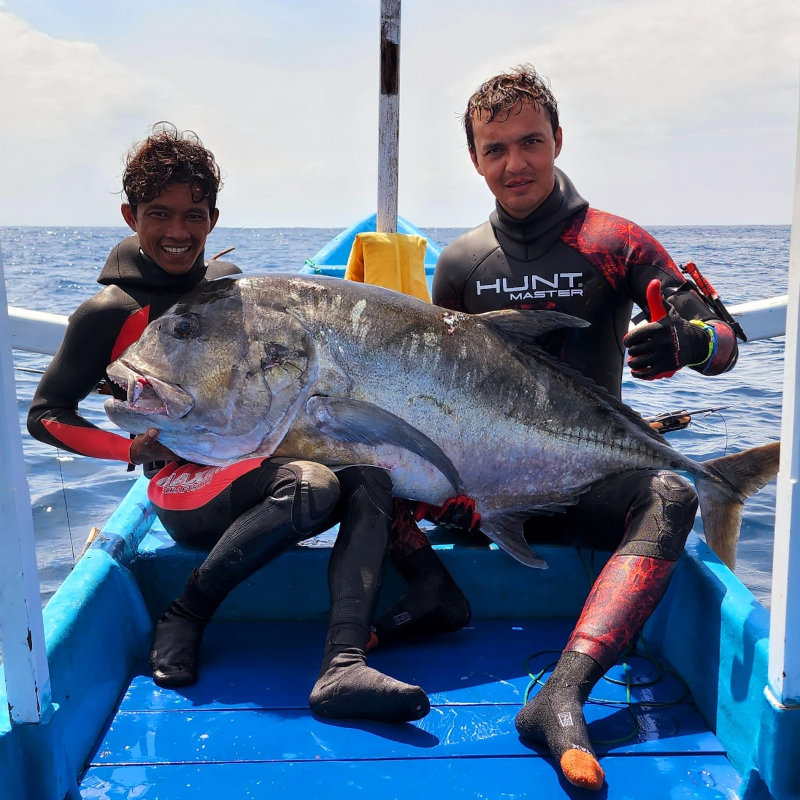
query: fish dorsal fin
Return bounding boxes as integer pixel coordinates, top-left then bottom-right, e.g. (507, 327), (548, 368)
(307, 396), (462, 494)
(484, 315), (670, 448)
(480, 515), (549, 569)
(477, 309), (589, 346)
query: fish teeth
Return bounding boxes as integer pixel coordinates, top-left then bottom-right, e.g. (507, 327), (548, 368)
(129, 376), (148, 404)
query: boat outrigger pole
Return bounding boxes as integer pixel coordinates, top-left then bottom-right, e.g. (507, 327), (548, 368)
(341, 0), (429, 302)
(769, 84), (800, 709)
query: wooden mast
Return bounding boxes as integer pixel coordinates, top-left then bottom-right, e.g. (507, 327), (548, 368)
(377, 0), (400, 234)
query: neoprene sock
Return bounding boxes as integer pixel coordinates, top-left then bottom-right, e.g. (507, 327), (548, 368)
(310, 626), (430, 722)
(309, 468), (429, 723)
(372, 545), (471, 646)
(150, 569), (222, 688)
(515, 651), (606, 791)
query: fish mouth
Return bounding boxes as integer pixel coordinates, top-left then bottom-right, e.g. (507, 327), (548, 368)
(106, 361), (194, 419)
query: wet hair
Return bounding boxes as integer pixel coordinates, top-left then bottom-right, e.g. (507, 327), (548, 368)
(122, 122), (222, 215)
(463, 64), (559, 154)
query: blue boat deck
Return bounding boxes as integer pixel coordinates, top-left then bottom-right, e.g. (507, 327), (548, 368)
(78, 617), (740, 799)
(4, 475), (777, 798)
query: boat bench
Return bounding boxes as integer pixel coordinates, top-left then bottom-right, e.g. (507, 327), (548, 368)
(133, 512), (612, 625)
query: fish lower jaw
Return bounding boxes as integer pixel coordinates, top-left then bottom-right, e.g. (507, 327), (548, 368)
(107, 398), (168, 418)
(129, 402), (168, 415)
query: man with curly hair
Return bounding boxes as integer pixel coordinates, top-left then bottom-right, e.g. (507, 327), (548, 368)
(379, 66), (741, 790)
(28, 123), (429, 724)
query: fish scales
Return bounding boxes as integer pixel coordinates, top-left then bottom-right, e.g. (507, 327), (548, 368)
(105, 274), (779, 568)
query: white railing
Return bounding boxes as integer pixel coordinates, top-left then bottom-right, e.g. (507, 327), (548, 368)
(6, 294), (791, 361)
(0, 250), (53, 724)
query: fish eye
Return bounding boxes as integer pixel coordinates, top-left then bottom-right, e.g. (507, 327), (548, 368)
(172, 316), (199, 339)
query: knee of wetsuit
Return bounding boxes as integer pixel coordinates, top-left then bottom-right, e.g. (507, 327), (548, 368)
(618, 471), (697, 561)
(336, 465), (394, 519)
(278, 461), (340, 531)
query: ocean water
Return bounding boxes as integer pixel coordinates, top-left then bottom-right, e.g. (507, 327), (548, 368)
(0, 223), (790, 612)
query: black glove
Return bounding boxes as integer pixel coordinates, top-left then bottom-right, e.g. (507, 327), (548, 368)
(624, 283), (712, 380)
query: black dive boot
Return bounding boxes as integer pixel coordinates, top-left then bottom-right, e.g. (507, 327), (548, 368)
(309, 624), (430, 722)
(515, 651), (606, 791)
(150, 569), (222, 688)
(308, 467), (430, 723)
(372, 544), (472, 646)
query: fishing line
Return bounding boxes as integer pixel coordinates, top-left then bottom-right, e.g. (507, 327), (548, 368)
(691, 406), (729, 454)
(647, 405), (731, 454)
(686, 407), (730, 455)
(55, 446), (78, 564)
(14, 365), (46, 376)
(712, 408), (730, 455)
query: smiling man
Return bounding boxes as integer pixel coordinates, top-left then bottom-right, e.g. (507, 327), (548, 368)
(28, 123), (238, 468)
(27, 123), (429, 724)
(121, 183), (219, 276)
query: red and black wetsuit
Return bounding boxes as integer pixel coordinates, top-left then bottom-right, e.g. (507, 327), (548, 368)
(26, 234), (341, 592)
(433, 169), (738, 673)
(433, 168), (737, 398)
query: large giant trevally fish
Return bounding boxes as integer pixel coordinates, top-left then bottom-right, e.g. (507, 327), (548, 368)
(105, 275), (779, 569)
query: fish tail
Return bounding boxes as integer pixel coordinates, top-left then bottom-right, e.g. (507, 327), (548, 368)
(696, 441), (780, 569)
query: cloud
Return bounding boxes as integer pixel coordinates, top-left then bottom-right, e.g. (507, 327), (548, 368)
(0, 6), (382, 226)
(0, 12), (170, 223)
(1, 0), (798, 227)
(399, 0), (800, 225)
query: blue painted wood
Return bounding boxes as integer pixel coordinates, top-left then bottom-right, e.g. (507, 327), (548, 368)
(90, 702), (723, 767)
(1, 545), (151, 797)
(80, 753), (740, 799)
(80, 620), (737, 798)
(643, 533), (785, 795)
(117, 620), (691, 711)
(134, 518), (612, 625)
(301, 213), (442, 275)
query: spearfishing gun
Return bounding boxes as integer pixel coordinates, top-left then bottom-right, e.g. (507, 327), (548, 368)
(680, 261), (747, 342)
(645, 406), (728, 434)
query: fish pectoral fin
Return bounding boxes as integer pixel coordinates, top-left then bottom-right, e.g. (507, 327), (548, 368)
(306, 395), (462, 494)
(481, 516), (548, 569)
(478, 309), (589, 346)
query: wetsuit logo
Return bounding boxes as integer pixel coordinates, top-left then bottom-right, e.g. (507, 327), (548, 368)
(475, 272), (584, 301)
(155, 465), (222, 494)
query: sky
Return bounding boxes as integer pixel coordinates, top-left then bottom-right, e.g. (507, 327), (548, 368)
(1, 0), (799, 228)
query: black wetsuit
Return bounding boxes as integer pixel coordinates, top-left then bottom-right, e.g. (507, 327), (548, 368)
(28, 235), (242, 469)
(27, 235), (424, 718)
